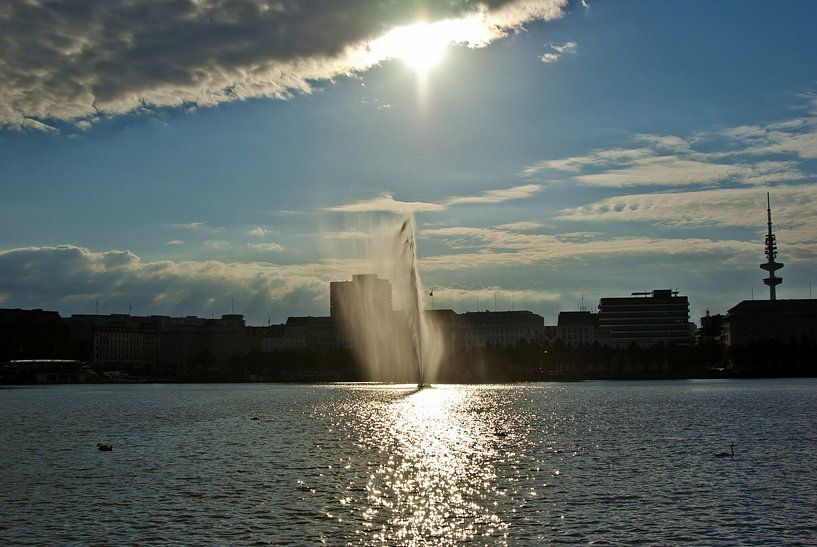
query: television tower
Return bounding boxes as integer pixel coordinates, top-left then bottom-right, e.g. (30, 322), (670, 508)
(760, 192), (783, 300)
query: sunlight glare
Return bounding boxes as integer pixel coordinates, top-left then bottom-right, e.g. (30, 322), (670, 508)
(369, 17), (494, 76)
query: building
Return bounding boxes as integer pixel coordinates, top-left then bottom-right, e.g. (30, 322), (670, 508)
(0, 308), (70, 361)
(68, 314), (144, 368)
(556, 311), (610, 347)
(329, 274), (392, 319)
(597, 289), (691, 346)
(722, 299), (817, 346)
(247, 325), (287, 352)
(283, 316), (338, 349)
(67, 313), (247, 373)
(457, 311), (544, 350)
(697, 311), (724, 344)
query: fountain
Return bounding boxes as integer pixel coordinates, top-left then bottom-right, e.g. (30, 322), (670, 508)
(398, 218), (425, 387)
(332, 215), (442, 385)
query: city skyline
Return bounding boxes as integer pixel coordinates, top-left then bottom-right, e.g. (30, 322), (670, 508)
(2, 0), (817, 325)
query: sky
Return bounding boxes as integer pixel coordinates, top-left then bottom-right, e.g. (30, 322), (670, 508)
(1, 0), (817, 325)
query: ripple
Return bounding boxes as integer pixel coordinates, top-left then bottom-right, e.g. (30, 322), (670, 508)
(2, 381), (817, 543)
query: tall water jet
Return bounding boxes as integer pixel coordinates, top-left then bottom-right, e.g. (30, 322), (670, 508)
(331, 215), (444, 384)
(398, 217), (425, 386)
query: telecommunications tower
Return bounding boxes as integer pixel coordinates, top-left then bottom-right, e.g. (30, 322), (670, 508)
(760, 192), (783, 300)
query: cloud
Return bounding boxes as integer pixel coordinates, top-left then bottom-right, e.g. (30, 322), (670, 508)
(169, 221), (225, 234)
(522, 96), (817, 188)
(727, 120), (817, 159)
(419, 224), (759, 271)
(246, 242), (284, 252)
(247, 227), (271, 237)
(321, 230), (369, 240)
(445, 184), (542, 205)
(540, 41), (576, 63)
(524, 139), (807, 188)
(327, 184), (543, 214)
(326, 193), (444, 214)
(165, 240), (185, 246)
(0, 0), (570, 129)
(558, 184), (817, 233)
(495, 221), (544, 231)
(572, 157), (804, 187)
(425, 286), (561, 308)
(0, 244), (365, 322)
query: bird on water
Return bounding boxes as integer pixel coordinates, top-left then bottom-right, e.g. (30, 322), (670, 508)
(96, 443), (113, 451)
(714, 443), (734, 459)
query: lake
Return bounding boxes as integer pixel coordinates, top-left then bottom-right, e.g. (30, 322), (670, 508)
(2, 380), (816, 544)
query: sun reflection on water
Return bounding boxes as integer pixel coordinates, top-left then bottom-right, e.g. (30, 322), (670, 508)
(361, 386), (508, 543)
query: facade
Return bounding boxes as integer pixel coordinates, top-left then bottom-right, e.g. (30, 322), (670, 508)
(556, 311), (610, 347)
(283, 316), (338, 349)
(457, 311), (544, 350)
(68, 313), (247, 372)
(697, 311), (724, 344)
(723, 299), (817, 346)
(597, 289), (691, 346)
(329, 274), (392, 319)
(247, 325), (287, 352)
(93, 317), (143, 366)
(0, 308), (70, 361)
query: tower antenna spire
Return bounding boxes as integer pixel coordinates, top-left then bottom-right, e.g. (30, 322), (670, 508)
(760, 191), (783, 300)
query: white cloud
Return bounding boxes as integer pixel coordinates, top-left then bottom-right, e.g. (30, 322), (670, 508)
(165, 240), (185, 246)
(573, 156), (803, 187)
(247, 227), (271, 237)
(172, 222), (206, 230)
(524, 132), (807, 188)
(540, 41), (576, 63)
(327, 184), (543, 214)
(495, 221), (544, 231)
(326, 193), (444, 214)
(426, 286), (561, 307)
(321, 230), (369, 240)
(0, 0), (570, 129)
(558, 184), (817, 235)
(170, 221), (225, 233)
(419, 224), (759, 271)
(445, 184), (542, 205)
(247, 242), (284, 252)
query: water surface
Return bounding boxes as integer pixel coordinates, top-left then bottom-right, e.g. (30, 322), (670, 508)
(2, 380), (816, 544)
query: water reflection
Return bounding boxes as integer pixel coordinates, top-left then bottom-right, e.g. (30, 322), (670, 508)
(4, 382), (817, 544)
(363, 386), (507, 543)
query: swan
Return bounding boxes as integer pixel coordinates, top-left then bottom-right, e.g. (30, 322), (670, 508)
(714, 443), (734, 458)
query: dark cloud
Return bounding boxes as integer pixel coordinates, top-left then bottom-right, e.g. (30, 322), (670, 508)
(0, 245), (331, 323)
(0, 0), (567, 128)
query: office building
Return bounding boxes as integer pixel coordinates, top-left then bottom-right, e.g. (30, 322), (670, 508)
(597, 289), (691, 346)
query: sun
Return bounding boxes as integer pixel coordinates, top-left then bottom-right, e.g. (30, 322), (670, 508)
(372, 21), (450, 75)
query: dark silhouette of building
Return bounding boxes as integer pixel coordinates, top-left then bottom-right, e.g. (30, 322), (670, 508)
(723, 299), (817, 346)
(329, 274), (392, 319)
(0, 308), (70, 361)
(556, 311), (610, 347)
(283, 316), (338, 348)
(458, 310), (544, 349)
(598, 289), (691, 346)
(697, 310), (724, 344)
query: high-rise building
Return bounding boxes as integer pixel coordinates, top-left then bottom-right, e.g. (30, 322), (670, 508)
(329, 274), (392, 319)
(597, 289), (691, 346)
